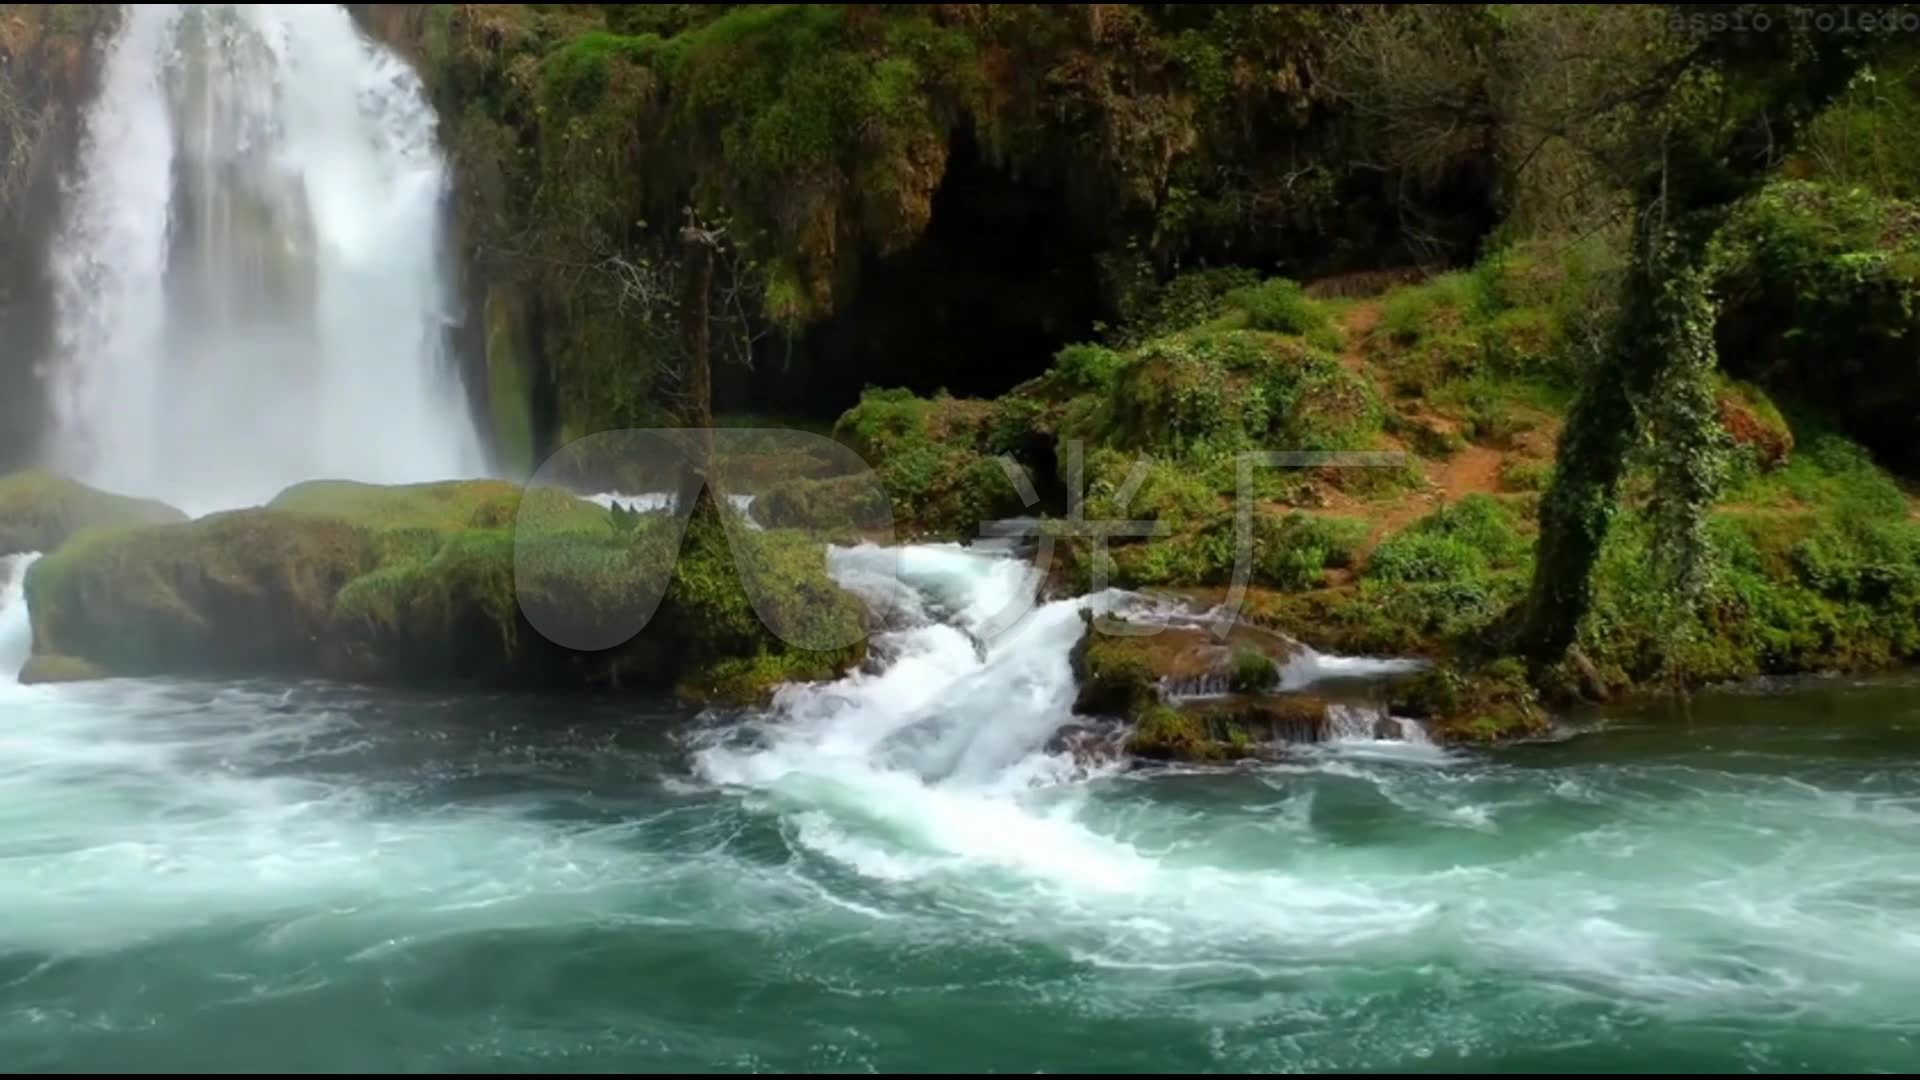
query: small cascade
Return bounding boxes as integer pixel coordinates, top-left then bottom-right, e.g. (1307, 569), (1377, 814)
(1096, 595), (1433, 750)
(586, 491), (763, 529)
(1278, 649), (1428, 692)
(1, 553), (42, 683)
(1327, 702), (1432, 745)
(1161, 672), (1236, 701)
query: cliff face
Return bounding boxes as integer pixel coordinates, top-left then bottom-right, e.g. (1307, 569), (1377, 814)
(0, 4), (117, 473)
(354, 4), (1497, 475)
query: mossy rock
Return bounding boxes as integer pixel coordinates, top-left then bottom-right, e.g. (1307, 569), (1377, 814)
(1072, 611), (1339, 763)
(25, 509), (378, 679)
(1124, 694), (1332, 762)
(1391, 659), (1549, 744)
(831, 389), (1034, 539)
(24, 480), (868, 702)
(1129, 704), (1224, 761)
(17, 653), (108, 685)
(0, 471), (187, 556)
(1070, 613), (1300, 711)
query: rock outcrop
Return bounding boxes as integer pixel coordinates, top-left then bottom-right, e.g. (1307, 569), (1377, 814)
(22, 478), (869, 702)
(0, 471), (188, 557)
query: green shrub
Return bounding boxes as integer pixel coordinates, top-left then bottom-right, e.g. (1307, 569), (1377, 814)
(1051, 343), (1126, 392)
(1229, 645), (1277, 693)
(1229, 277), (1336, 340)
(1255, 511), (1368, 590)
(1366, 495), (1530, 584)
(1111, 266), (1262, 343)
(1499, 459), (1554, 492)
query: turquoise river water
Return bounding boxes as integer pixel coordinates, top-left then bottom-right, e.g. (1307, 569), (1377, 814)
(1, 547), (1916, 1072)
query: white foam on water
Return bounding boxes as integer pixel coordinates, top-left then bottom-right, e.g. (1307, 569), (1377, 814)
(584, 491), (762, 527)
(43, 4), (487, 512)
(691, 542), (1442, 952)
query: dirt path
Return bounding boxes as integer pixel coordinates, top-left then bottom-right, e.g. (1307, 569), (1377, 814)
(1335, 301), (1382, 377)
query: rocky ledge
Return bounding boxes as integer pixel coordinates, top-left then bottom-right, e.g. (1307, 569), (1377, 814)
(1069, 607), (1547, 760)
(11, 474), (870, 703)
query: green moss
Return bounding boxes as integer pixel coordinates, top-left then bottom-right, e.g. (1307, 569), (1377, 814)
(831, 389), (1032, 538)
(1248, 574), (1522, 661)
(1392, 659), (1548, 744)
(1106, 265), (1262, 345)
(271, 479), (546, 532)
(1257, 512), (1369, 591)
(1372, 238), (1618, 400)
(26, 479), (866, 701)
(1128, 704), (1220, 762)
(16, 653), (107, 685)
(1228, 645), (1276, 693)
(1570, 449), (1920, 692)
(1708, 180), (1920, 476)
(423, 4), (454, 70)
(25, 510), (378, 679)
(484, 286), (537, 478)
(0, 471), (188, 556)
(1071, 625), (1161, 717)
(1126, 696), (1334, 762)
(539, 29), (669, 113)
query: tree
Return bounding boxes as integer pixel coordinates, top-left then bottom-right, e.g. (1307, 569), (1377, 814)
(1512, 4), (1913, 666)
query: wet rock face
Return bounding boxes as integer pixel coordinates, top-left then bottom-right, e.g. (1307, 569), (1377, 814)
(1044, 720), (1131, 767)
(1070, 612), (1303, 717)
(1069, 608), (1433, 763)
(19, 478), (868, 702)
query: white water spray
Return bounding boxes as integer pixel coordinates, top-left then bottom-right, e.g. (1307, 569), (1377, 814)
(43, 5), (487, 511)
(691, 540), (1442, 900)
(0, 554), (41, 682)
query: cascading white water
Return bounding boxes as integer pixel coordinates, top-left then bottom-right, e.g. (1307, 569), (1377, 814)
(43, 4), (487, 512)
(691, 540), (1440, 893)
(0, 554), (41, 682)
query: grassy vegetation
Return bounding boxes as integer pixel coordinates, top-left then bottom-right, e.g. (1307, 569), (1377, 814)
(830, 389), (1033, 539)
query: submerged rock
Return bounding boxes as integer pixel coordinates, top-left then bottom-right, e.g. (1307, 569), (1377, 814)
(23, 478), (868, 701)
(0, 471), (188, 557)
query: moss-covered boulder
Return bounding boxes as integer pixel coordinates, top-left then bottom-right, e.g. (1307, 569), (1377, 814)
(17, 653), (109, 685)
(830, 389), (1036, 540)
(1070, 614), (1301, 711)
(1129, 695), (1335, 762)
(26, 509), (380, 679)
(0, 471), (188, 556)
(1070, 611), (1347, 762)
(24, 479), (868, 701)
(1391, 659), (1549, 743)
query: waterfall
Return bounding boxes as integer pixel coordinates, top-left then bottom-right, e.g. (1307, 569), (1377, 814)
(42, 5), (487, 512)
(1, 554), (41, 683)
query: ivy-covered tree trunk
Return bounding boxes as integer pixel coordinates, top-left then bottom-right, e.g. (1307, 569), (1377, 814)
(1519, 209), (1724, 666)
